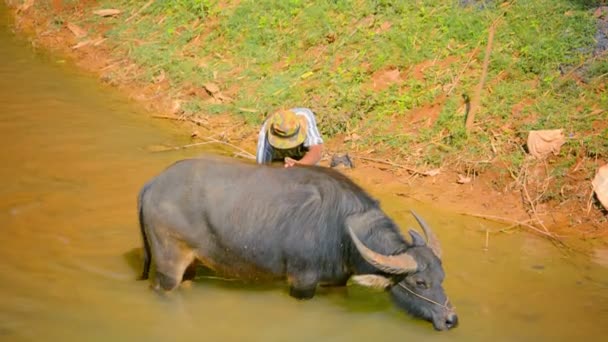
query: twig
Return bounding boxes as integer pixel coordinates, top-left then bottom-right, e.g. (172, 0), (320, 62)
(100, 59), (126, 71)
(202, 137), (256, 159)
(520, 165), (552, 233)
(522, 176), (549, 233)
(234, 151), (256, 160)
(466, 16), (501, 132)
(458, 212), (560, 241)
(152, 141), (214, 152)
(126, 0), (154, 23)
(152, 114), (208, 127)
(153, 136), (256, 159)
(586, 186), (595, 215)
(498, 218), (535, 233)
(354, 156), (425, 175)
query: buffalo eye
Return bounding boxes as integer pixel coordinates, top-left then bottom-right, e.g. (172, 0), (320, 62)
(415, 279), (428, 289)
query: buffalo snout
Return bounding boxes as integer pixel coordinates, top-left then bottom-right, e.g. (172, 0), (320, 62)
(432, 310), (458, 331)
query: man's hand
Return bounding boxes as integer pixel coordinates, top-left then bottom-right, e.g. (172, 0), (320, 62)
(284, 157), (299, 168)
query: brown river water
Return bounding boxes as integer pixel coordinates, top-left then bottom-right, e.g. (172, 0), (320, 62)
(0, 6), (607, 342)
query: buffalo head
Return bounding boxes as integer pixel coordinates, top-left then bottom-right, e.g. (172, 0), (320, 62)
(349, 210), (458, 331)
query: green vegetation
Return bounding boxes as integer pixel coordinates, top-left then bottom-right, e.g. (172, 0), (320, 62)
(58, 1), (608, 178)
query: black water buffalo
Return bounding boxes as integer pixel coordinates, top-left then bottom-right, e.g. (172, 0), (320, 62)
(137, 155), (458, 330)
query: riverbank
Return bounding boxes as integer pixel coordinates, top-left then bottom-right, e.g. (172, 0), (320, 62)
(5, 0), (607, 246)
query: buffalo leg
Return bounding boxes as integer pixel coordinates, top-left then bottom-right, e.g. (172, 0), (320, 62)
(289, 286), (316, 299)
(288, 272), (319, 300)
(150, 233), (195, 292)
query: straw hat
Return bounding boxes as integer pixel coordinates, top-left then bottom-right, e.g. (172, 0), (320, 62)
(267, 109), (308, 149)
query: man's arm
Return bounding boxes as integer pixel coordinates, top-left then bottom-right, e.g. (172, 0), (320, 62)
(285, 144), (323, 167)
(284, 108), (324, 168)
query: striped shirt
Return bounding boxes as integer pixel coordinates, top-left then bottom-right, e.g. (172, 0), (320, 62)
(256, 107), (324, 164)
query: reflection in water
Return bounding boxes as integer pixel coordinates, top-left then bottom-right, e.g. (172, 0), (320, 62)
(0, 5), (607, 342)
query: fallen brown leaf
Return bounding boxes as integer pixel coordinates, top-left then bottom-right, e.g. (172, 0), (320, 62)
(93, 9), (122, 17)
(238, 107), (258, 113)
(93, 38), (107, 46)
(153, 70), (166, 84)
(66, 22), (87, 38)
(214, 93), (233, 103)
(344, 133), (361, 143)
(72, 39), (92, 49)
(203, 83), (220, 94)
(457, 174), (472, 184)
(424, 168), (441, 177)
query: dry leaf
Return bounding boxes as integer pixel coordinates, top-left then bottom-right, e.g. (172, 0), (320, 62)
(457, 174), (472, 184)
(93, 9), (122, 17)
(66, 22), (87, 38)
(72, 39), (92, 49)
(153, 70), (166, 84)
(526, 129), (566, 159)
(376, 21), (392, 33)
(300, 71), (314, 79)
(205, 97), (222, 105)
(203, 83), (220, 94)
(424, 168), (441, 177)
(214, 93), (233, 103)
(344, 133), (361, 143)
(592, 164), (608, 210)
(93, 38), (107, 46)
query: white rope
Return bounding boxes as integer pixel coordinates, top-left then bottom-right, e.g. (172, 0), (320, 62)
(397, 283), (451, 310)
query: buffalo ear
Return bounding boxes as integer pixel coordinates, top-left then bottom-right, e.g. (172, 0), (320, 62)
(351, 275), (393, 289)
(409, 230), (426, 247)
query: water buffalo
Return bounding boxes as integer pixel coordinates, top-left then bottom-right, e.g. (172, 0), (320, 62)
(137, 155), (458, 330)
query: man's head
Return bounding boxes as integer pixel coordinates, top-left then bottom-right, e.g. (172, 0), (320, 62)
(267, 109), (308, 149)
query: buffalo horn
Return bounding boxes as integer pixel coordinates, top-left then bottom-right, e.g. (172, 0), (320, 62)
(348, 226), (418, 274)
(410, 210), (442, 259)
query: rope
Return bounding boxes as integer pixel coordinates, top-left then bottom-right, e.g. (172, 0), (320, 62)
(397, 283), (452, 310)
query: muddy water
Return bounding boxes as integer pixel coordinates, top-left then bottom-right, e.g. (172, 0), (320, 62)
(1, 8), (607, 342)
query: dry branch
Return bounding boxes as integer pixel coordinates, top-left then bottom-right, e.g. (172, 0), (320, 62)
(152, 136), (255, 160)
(465, 17), (499, 132)
(354, 156), (426, 175)
(459, 212), (564, 244)
(152, 114), (208, 127)
(126, 0), (154, 23)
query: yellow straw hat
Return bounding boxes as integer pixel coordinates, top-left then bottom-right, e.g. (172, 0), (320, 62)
(267, 109), (308, 149)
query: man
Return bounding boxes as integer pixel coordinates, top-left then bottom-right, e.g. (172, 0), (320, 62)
(256, 108), (324, 168)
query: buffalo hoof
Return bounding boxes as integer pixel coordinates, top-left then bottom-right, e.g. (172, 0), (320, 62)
(289, 287), (316, 300)
(155, 272), (179, 291)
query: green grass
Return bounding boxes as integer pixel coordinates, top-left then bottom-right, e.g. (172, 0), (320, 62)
(80, 0), (606, 175)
